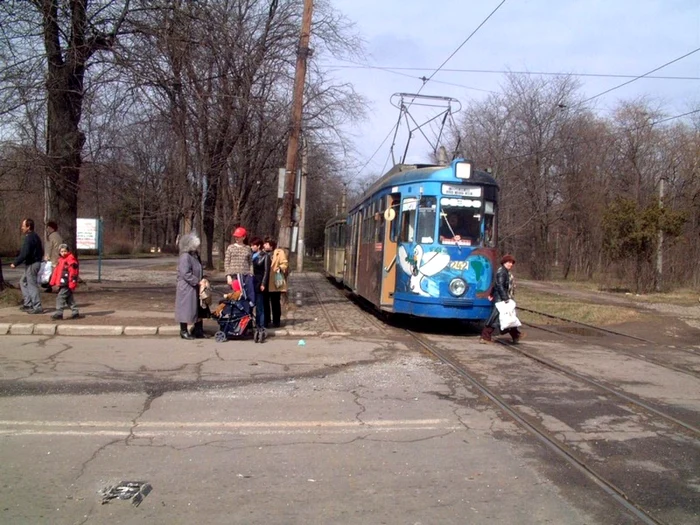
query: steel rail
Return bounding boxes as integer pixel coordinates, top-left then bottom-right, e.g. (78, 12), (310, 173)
(306, 275), (341, 333)
(497, 338), (700, 435)
(524, 322), (700, 380)
(518, 307), (653, 343)
(406, 330), (665, 525)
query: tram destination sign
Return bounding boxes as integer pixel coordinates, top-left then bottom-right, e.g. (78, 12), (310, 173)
(442, 184), (481, 197)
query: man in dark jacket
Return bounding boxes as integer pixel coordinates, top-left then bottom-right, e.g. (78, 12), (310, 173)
(10, 218), (45, 314)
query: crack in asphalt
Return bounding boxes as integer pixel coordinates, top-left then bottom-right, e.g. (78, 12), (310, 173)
(350, 389), (367, 425)
(0, 356), (394, 397)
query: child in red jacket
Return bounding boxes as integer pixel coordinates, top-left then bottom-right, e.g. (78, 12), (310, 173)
(50, 244), (80, 320)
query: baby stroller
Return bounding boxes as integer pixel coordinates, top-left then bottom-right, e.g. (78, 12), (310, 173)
(213, 274), (265, 343)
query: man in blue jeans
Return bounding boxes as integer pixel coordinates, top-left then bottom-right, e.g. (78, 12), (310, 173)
(10, 218), (45, 314)
(250, 237), (270, 342)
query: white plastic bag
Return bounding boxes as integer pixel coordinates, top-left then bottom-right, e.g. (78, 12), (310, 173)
(38, 261), (53, 285)
(495, 300), (521, 331)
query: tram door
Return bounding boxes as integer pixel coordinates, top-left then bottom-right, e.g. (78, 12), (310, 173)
(380, 194), (400, 309)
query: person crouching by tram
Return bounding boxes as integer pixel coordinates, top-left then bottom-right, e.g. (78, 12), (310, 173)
(480, 254), (524, 344)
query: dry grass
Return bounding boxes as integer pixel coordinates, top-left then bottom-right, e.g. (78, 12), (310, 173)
(622, 289), (700, 306)
(515, 288), (646, 326)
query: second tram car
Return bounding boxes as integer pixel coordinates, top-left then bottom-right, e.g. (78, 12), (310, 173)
(324, 158), (498, 321)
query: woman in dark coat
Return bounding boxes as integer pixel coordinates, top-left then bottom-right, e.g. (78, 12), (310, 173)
(480, 254), (523, 344)
(175, 232), (205, 340)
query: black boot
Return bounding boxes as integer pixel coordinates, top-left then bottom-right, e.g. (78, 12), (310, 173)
(180, 323), (194, 340)
(192, 321), (205, 339)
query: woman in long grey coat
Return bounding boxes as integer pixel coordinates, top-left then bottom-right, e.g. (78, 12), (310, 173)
(175, 232), (204, 340)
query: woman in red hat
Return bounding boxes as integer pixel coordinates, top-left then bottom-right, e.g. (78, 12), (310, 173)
(480, 254), (524, 344)
(224, 226), (252, 282)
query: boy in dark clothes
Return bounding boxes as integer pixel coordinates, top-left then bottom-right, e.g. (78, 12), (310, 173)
(49, 244), (80, 320)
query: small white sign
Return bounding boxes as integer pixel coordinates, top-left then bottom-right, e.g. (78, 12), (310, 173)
(442, 184), (481, 197)
(76, 218), (99, 250)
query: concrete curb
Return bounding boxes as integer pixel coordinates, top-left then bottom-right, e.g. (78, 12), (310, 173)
(0, 323), (340, 337)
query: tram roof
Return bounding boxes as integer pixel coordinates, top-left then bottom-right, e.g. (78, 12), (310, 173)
(360, 159), (498, 202)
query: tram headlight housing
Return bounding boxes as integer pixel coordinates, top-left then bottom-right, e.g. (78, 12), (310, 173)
(448, 278), (467, 297)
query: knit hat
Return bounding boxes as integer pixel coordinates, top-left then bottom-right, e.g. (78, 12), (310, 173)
(58, 243), (69, 252)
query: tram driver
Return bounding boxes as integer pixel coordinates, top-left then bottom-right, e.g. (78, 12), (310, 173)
(439, 211), (475, 244)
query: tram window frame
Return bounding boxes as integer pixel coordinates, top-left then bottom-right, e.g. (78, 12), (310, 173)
(438, 197), (483, 246)
(484, 201), (496, 247)
(416, 196), (437, 244)
(399, 197), (417, 243)
(363, 207), (370, 243)
(374, 199), (383, 243)
(389, 195), (401, 242)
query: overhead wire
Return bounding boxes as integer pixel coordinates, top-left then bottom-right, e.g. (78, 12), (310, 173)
(349, 0), (508, 182)
(578, 46), (700, 106)
(321, 63), (700, 81)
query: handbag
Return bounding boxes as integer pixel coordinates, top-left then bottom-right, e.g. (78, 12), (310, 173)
(274, 270), (285, 288)
(38, 261), (53, 285)
(197, 303), (211, 319)
(495, 300), (521, 331)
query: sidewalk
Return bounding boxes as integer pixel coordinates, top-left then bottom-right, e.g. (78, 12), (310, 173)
(0, 271), (338, 338)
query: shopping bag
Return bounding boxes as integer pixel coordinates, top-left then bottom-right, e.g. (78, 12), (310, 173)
(495, 300), (521, 331)
(38, 261), (53, 285)
(274, 270), (285, 288)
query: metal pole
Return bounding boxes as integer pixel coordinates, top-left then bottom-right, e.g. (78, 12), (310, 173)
(296, 138), (308, 272)
(278, 0), (314, 251)
(97, 218), (103, 283)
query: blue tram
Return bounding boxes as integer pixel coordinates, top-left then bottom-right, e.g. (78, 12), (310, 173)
(324, 158), (498, 321)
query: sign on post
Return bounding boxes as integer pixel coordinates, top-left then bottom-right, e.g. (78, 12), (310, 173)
(76, 218), (99, 249)
(76, 218), (103, 281)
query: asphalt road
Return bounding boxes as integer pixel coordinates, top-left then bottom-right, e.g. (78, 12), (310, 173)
(0, 334), (628, 525)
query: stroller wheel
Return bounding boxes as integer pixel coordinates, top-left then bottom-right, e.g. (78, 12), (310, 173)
(214, 331), (227, 343)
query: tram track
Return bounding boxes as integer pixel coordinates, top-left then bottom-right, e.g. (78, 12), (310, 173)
(305, 276), (341, 333)
(405, 329), (700, 525)
(303, 274), (389, 334)
(521, 307), (700, 378)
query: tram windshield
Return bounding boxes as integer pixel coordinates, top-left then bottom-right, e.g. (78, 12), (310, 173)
(439, 196), (496, 247)
(399, 196), (438, 243)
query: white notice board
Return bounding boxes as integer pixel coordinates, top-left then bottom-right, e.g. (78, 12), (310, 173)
(76, 218), (99, 250)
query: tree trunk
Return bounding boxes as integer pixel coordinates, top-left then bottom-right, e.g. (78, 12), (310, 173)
(45, 77), (85, 248)
(202, 168), (220, 271)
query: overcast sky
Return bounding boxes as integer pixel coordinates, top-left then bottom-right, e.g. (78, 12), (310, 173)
(325, 0), (700, 182)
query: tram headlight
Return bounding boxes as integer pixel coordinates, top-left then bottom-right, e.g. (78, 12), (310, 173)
(448, 278), (467, 297)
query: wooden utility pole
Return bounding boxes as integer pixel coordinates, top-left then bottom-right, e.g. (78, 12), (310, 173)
(296, 137), (308, 272)
(278, 0), (314, 251)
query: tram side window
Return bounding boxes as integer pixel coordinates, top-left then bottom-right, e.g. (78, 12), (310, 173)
(484, 201), (496, 247)
(416, 196), (437, 244)
(389, 196), (400, 242)
(399, 197), (417, 242)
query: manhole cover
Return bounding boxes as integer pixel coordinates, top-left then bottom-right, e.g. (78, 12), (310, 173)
(100, 481), (152, 507)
